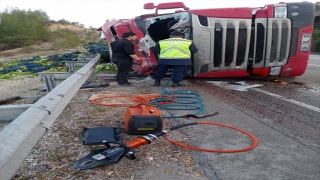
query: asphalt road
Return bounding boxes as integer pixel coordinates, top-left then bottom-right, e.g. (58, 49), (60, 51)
(111, 73), (320, 180)
(170, 56), (320, 180)
(295, 54), (320, 86)
(253, 54), (320, 109)
(129, 76), (320, 180)
(134, 54), (320, 179)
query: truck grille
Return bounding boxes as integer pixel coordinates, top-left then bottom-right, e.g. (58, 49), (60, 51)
(212, 20), (251, 70)
(192, 15), (291, 76)
(192, 16), (252, 75)
(255, 23), (265, 64)
(256, 18), (291, 67)
(213, 22), (249, 67)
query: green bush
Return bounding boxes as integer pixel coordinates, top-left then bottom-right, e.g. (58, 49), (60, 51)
(0, 8), (50, 51)
(312, 22), (320, 52)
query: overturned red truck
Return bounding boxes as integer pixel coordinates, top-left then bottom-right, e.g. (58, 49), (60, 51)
(102, 2), (315, 78)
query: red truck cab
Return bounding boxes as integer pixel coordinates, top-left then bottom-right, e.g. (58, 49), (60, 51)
(102, 2), (315, 78)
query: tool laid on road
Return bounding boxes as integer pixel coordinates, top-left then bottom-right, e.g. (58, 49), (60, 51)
(74, 121), (258, 170)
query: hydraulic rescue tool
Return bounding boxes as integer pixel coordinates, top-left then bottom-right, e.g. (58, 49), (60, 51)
(124, 105), (163, 134)
(74, 126), (165, 170)
(74, 122), (258, 170)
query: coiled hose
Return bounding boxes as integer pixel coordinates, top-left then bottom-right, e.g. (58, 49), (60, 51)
(163, 122), (258, 153)
(151, 77), (207, 118)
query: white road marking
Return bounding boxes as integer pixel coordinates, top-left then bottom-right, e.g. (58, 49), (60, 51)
(252, 88), (320, 113)
(308, 64), (320, 67)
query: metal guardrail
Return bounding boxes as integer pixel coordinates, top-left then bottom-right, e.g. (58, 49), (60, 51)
(38, 72), (73, 92)
(65, 61), (88, 72)
(0, 104), (32, 123)
(0, 54), (100, 180)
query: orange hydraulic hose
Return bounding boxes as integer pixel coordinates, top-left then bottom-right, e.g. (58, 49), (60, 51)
(163, 122), (258, 153)
(91, 95), (160, 107)
(91, 94), (176, 107)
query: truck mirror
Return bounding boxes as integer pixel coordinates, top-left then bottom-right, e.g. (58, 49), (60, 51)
(144, 3), (155, 9)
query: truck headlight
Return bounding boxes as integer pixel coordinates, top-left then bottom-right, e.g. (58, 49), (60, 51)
(274, 6), (287, 18)
(270, 67), (281, 76)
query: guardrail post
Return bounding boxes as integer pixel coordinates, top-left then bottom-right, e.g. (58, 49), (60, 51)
(65, 61), (76, 72)
(43, 75), (56, 92)
(38, 72), (74, 92)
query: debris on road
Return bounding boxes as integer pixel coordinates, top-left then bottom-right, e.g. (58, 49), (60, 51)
(273, 80), (289, 85)
(206, 81), (263, 91)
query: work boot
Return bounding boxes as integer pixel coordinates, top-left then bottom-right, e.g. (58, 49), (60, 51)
(154, 79), (161, 86)
(172, 81), (185, 87)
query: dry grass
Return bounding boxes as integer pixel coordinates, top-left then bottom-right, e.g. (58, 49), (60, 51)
(0, 23), (99, 63)
(0, 44), (86, 63)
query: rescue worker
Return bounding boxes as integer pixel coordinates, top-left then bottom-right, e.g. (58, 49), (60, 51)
(153, 31), (198, 87)
(111, 32), (141, 85)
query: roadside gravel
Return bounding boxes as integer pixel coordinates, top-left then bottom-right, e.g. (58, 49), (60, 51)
(0, 76), (45, 131)
(0, 76), (44, 99)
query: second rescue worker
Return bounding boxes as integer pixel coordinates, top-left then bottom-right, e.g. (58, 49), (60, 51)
(153, 31), (198, 87)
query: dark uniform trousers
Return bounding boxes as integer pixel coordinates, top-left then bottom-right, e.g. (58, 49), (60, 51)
(153, 64), (185, 82)
(116, 60), (132, 84)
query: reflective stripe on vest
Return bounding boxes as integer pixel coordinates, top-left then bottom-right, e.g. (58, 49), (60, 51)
(159, 38), (192, 59)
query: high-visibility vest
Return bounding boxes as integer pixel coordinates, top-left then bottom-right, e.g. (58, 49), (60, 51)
(159, 38), (192, 59)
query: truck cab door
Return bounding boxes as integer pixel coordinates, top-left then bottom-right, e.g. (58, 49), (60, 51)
(102, 20), (122, 60)
(102, 20), (121, 44)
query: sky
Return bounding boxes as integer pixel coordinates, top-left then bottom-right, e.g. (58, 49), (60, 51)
(0, 0), (317, 28)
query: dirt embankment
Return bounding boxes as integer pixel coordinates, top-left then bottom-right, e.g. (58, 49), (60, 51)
(0, 45), (86, 63)
(0, 23), (99, 63)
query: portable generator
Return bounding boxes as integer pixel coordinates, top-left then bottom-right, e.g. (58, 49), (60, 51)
(124, 105), (163, 135)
